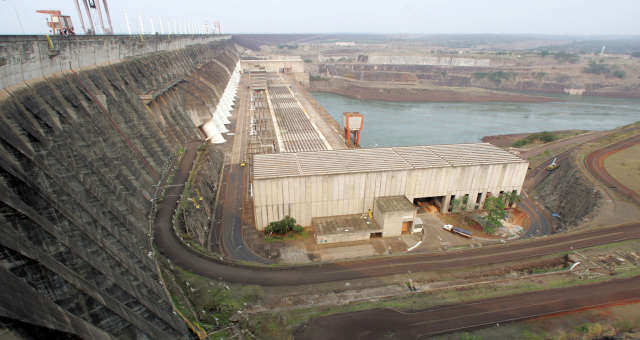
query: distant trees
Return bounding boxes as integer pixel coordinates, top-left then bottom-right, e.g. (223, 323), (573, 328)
(584, 61), (611, 75)
(631, 52), (640, 58)
(613, 70), (626, 79)
(584, 61), (626, 79)
(473, 71), (516, 86)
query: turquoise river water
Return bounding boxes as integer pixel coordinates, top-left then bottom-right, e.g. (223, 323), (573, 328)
(311, 92), (640, 147)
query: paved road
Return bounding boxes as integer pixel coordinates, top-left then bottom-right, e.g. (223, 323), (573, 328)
(215, 76), (270, 263)
(294, 275), (640, 339)
(220, 163), (270, 263)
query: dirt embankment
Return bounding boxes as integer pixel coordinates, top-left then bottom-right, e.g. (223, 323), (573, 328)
(536, 156), (601, 231)
(310, 79), (555, 103)
(319, 63), (640, 99)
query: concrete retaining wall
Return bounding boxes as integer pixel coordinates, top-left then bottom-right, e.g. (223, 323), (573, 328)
(316, 232), (370, 244)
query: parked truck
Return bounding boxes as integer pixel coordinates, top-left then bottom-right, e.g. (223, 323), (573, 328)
(442, 224), (472, 238)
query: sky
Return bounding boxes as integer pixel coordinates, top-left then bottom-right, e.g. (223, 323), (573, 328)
(0, 0), (639, 36)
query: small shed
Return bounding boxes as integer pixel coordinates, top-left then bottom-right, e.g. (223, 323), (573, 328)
(373, 196), (417, 237)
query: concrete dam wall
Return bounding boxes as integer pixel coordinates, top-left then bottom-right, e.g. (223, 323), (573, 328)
(0, 35), (238, 339)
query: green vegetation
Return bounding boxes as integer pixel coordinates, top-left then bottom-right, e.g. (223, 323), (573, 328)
(512, 131), (559, 148)
(584, 61), (625, 78)
(309, 74), (328, 81)
(450, 198), (463, 212)
(277, 44), (298, 49)
(613, 70), (626, 79)
(553, 51), (580, 64)
(536, 50), (579, 62)
(480, 196), (506, 234)
(251, 262), (640, 339)
(584, 61), (611, 75)
(473, 71), (516, 86)
(303, 58), (312, 63)
(531, 71), (546, 81)
(264, 216), (304, 235)
(504, 191), (521, 207)
(167, 264), (264, 338)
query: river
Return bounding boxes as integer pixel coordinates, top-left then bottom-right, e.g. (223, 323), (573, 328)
(311, 92), (640, 147)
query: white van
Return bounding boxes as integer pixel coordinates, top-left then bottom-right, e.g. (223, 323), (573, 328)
(413, 217), (424, 233)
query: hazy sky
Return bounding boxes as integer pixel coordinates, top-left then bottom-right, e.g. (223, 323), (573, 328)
(0, 0), (638, 35)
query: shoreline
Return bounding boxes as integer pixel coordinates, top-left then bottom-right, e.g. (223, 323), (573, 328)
(310, 84), (557, 103)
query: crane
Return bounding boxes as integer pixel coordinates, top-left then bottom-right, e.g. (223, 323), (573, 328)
(36, 10), (75, 36)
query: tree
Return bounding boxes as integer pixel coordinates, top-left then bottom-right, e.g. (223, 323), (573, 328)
(461, 195), (469, 211)
(450, 198), (462, 212)
(613, 70), (626, 79)
(264, 216), (302, 235)
(506, 191), (521, 207)
(483, 196), (506, 234)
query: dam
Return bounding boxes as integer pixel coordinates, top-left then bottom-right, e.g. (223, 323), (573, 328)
(0, 34), (237, 339)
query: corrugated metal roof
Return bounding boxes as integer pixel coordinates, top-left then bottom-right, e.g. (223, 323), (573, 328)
(375, 196), (416, 213)
(253, 143), (526, 180)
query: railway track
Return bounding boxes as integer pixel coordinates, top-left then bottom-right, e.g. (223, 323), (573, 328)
(294, 276), (640, 339)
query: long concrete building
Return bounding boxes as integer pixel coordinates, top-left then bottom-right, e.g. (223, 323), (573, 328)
(252, 143), (528, 239)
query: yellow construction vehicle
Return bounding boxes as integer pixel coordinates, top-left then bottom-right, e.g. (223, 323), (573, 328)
(240, 160), (247, 167)
(546, 157), (559, 171)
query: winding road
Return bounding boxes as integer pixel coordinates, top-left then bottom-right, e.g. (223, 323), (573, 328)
(154, 142), (640, 286)
(153, 131), (640, 338)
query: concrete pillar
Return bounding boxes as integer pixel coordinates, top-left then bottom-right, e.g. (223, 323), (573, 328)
(477, 192), (487, 210)
(466, 192), (476, 211)
(441, 195), (451, 214)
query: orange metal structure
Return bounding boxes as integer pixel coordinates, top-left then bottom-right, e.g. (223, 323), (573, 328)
(36, 10), (75, 35)
(343, 112), (364, 147)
